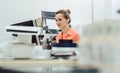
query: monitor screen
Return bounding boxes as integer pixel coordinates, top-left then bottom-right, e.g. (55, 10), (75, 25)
(41, 11), (59, 34)
(46, 19), (59, 34)
(46, 19), (58, 29)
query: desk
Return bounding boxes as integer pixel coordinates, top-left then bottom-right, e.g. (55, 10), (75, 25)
(0, 59), (77, 66)
(0, 59), (99, 73)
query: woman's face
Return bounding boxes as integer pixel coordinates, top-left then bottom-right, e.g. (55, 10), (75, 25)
(55, 13), (69, 28)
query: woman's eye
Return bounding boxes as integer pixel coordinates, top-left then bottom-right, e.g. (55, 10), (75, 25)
(55, 18), (62, 22)
(58, 19), (62, 21)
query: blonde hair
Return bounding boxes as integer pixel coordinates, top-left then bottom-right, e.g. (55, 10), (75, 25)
(56, 9), (71, 23)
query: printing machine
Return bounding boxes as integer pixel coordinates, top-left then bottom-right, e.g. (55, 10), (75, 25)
(3, 19), (43, 59)
(0, 11), (80, 60)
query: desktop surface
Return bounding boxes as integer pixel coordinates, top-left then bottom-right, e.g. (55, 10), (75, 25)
(0, 59), (99, 73)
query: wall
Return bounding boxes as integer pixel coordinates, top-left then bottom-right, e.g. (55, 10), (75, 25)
(0, 0), (92, 42)
(112, 0), (120, 19)
(92, 0), (105, 22)
(0, 0), (120, 42)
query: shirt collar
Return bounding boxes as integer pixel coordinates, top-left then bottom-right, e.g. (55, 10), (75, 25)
(61, 28), (72, 37)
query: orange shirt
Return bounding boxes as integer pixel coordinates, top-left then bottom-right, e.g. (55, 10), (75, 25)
(56, 28), (80, 43)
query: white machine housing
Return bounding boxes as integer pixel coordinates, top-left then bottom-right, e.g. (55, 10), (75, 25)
(6, 26), (43, 35)
(2, 25), (43, 59)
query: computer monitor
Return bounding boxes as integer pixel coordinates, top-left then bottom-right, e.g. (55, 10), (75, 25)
(41, 11), (59, 34)
(46, 19), (59, 34)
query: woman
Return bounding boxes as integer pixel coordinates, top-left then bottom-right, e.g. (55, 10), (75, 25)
(55, 9), (80, 43)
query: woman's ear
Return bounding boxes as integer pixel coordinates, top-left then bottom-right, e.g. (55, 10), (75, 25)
(66, 18), (70, 23)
